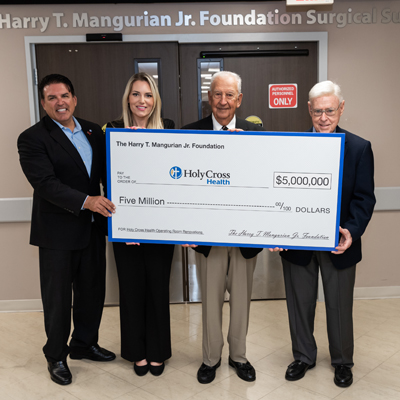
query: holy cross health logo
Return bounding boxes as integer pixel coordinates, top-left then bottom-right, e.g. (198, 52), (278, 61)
(170, 166), (182, 179)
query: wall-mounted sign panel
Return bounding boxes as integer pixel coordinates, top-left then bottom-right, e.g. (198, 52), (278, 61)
(269, 84), (298, 109)
(287, 0), (334, 5)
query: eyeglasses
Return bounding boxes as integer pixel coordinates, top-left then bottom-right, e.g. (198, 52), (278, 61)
(212, 92), (237, 100)
(311, 102), (342, 117)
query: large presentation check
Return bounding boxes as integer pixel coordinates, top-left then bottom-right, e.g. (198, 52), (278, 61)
(106, 129), (345, 251)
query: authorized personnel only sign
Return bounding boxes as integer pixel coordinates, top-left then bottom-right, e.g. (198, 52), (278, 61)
(269, 84), (298, 109)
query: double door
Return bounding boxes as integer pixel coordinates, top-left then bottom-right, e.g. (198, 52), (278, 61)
(35, 40), (318, 303)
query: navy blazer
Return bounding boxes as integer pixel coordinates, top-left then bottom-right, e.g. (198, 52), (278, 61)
(280, 126), (375, 269)
(182, 115), (265, 259)
(18, 115), (107, 250)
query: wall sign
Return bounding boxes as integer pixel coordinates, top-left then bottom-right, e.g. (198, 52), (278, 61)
(269, 84), (298, 109)
(0, 7), (399, 32)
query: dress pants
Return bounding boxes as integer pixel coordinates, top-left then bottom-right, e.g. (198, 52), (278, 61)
(39, 223), (106, 362)
(196, 246), (257, 366)
(282, 252), (356, 367)
(113, 242), (174, 363)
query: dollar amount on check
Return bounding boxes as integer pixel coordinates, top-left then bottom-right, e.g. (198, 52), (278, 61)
(106, 129), (345, 251)
(274, 173), (332, 189)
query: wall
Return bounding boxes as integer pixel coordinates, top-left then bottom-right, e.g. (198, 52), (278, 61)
(0, 0), (399, 308)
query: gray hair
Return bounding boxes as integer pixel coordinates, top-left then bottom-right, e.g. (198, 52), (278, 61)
(210, 71), (242, 94)
(309, 80), (344, 103)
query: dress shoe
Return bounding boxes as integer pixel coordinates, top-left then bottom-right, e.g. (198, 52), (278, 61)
(47, 360), (72, 385)
(69, 344), (116, 362)
(334, 365), (353, 387)
(285, 360), (316, 381)
(228, 357), (256, 382)
(134, 362), (150, 376)
(150, 362), (165, 376)
(197, 359), (221, 384)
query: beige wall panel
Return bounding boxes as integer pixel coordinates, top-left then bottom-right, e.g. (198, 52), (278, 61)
(1, 27), (33, 199)
(328, 21), (400, 187)
(355, 212), (400, 288)
(0, 223), (40, 300)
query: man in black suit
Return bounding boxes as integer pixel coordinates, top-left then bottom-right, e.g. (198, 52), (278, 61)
(183, 71), (264, 384)
(18, 74), (116, 385)
(278, 81), (375, 388)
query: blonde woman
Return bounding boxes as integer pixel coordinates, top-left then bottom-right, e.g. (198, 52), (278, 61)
(106, 72), (174, 376)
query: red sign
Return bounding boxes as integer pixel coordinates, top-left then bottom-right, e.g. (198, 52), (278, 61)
(269, 84), (298, 109)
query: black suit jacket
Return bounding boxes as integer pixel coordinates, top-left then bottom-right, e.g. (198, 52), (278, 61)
(182, 115), (265, 259)
(18, 115), (107, 250)
(182, 114), (264, 132)
(281, 126), (375, 269)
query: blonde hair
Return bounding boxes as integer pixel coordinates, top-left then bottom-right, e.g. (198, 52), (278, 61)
(121, 72), (164, 129)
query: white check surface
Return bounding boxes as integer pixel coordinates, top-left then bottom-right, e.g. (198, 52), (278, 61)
(107, 129), (344, 250)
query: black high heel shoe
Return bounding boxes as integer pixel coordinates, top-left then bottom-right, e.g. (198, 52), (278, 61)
(149, 362), (165, 376)
(133, 362), (150, 376)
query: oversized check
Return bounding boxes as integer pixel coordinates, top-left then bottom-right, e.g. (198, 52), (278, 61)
(106, 129), (345, 250)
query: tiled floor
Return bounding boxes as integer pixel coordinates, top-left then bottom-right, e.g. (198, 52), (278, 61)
(1, 298), (400, 399)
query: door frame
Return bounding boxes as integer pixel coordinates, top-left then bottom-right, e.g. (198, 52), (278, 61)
(24, 32), (327, 302)
(25, 32), (327, 125)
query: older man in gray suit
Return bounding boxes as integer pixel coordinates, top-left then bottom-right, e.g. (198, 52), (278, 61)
(276, 81), (375, 388)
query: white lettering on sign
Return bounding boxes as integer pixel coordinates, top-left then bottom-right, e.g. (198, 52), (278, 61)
(269, 84), (298, 109)
(274, 98), (293, 106)
(72, 12), (172, 30)
(0, 7), (399, 32)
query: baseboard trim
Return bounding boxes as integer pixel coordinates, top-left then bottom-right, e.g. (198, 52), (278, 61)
(354, 286), (400, 299)
(0, 299), (119, 312)
(1, 287), (400, 312)
(0, 299), (43, 312)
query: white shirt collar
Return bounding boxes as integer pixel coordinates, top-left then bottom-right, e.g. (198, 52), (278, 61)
(312, 126), (337, 133)
(212, 114), (236, 131)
